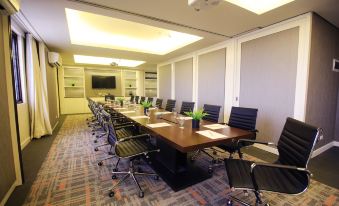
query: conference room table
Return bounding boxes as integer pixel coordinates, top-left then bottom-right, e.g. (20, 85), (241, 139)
(102, 101), (254, 191)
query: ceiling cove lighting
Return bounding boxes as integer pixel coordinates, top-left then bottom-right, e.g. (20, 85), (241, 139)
(224, 0), (295, 15)
(65, 8), (203, 55)
(73, 55), (145, 67)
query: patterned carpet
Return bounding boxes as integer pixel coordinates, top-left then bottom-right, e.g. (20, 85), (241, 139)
(23, 115), (339, 206)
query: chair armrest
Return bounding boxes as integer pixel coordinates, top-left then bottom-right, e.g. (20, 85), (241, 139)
(118, 134), (151, 142)
(249, 162), (312, 191)
(237, 139), (276, 147)
(114, 123), (135, 130)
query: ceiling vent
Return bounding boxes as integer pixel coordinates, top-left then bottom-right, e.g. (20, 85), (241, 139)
(0, 0), (20, 15)
(188, 0), (221, 11)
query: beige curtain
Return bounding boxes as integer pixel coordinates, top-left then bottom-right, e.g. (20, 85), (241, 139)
(26, 34), (52, 138)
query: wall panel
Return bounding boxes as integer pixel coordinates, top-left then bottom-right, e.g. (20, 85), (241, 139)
(175, 58), (193, 112)
(158, 64), (172, 108)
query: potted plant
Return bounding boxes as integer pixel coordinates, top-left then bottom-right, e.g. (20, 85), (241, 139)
(185, 109), (208, 129)
(116, 97), (124, 107)
(141, 101), (152, 115)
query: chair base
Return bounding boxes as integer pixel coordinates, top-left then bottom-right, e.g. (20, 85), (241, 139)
(227, 193), (269, 206)
(109, 160), (158, 198)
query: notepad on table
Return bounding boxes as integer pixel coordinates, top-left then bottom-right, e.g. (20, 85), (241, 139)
(196, 130), (227, 139)
(114, 107), (127, 110)
(120, 111), (135, 114)
(155, 111), (172, 115)
(147, 122), (172, 128)
(203, 124), (228, 130)
(131, 116), (150, 119)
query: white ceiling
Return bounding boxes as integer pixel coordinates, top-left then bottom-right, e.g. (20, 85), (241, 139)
(20, 0), (339, 68)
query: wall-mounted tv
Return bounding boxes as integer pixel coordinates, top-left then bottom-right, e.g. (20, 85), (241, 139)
(92, 75), (116, 89)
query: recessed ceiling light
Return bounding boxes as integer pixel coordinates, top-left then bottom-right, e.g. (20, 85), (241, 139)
(73, 55), (145, 67)
(65, 9), (203, 55)
(224, 0), (295, 15)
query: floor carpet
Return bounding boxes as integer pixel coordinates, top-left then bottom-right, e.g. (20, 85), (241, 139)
(23, 115), (339, 206)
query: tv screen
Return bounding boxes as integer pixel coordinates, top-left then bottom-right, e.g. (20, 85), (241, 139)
(92, 76), (116, 89)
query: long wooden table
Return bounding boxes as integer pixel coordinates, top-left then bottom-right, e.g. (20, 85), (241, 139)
(105, 103), (254, 191)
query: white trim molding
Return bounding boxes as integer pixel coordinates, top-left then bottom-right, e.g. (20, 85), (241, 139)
(171, 63), (175, 99)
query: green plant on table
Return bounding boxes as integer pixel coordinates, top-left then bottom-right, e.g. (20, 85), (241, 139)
(141, 101), (152, 108)
(116, 97), (124, 103)
(185, 109), (208, 120)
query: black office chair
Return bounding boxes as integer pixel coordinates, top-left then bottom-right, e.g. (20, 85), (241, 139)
(105, 94), (115, 101)
(134, 96), (140, 104)
(130, 95), (135, 103)
(180, 101), (195, 115)
(218, 106), (258, 159)
(165, 99), (176, 112)
(148, 97), (154, 105)
(155, 98), (163, 108)
(225, 117), (320, 206)
(140, 96), (146, 104)
(108, 124), (160, 198)
(202, 104), (221, 123)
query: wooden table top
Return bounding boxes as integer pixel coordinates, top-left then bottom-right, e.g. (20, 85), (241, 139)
(105, 103), (254, 153)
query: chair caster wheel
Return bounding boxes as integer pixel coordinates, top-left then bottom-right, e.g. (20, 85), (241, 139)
(108, 151), (113, 155)
(212, 159), (217, 164)
(112, 168), (118, 172)
(94, 140), (98, 143)
(94, 148), (99, 151)
(208, 167), (213, 174)
(92, 133), (95, 135)
(109, 191), (114, 197)
(226, 199), (233, 206)
(153, 175), (159, 180)
(138, 168), (143, 173)
(138, 191), (144, 198)
(112, 175), (117, 179)
(190, 158), (195, 162)
(98, 161), (103, 166)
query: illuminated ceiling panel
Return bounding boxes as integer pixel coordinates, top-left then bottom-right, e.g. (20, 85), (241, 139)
(225, 0), (295, 15)
(74, 55), (145, 67)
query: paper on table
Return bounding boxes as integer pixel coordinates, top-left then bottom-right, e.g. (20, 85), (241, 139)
(155, 111), (172, 115)
(114, 107), (127, 110)
(203, 124), (228, 130)
(131, 116), (150, 119)
(181, 117), (193, 120)
(148, 107), (156, 110)
(196, 130), (227, 139)
(120, 111), (135, 114)
(147, 122), (172, 128)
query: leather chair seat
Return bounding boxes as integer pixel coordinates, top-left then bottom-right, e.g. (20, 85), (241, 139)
(116, 138), (156, 158)
(225, 159), (309, 194)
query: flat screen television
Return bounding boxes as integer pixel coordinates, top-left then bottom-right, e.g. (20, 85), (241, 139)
(92, 75), (116, 89)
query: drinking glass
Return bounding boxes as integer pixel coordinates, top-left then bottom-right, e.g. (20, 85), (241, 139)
(145, 108), (150, 117)
(177, 116), (185, 128)
(172, 108), (177, 118)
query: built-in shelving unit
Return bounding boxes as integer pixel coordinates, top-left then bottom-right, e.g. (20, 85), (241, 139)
(63, 67), (85, 98)
(144, 72), (157, 97)
(123, 70), (138, 97)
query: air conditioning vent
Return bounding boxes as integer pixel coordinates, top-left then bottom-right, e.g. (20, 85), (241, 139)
(333, 58), (339, 72)
(48, 52), (62, 67)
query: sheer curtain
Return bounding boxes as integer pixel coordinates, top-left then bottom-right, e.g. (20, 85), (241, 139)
(26, 34), (52, 138)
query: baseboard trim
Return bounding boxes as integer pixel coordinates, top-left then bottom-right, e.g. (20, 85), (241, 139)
(0, 180), (18, 206)
(52, 121), (59, 131)
(20, 137), (31, 150)
(253, 141), (339, 158)
(253, 143), (278, 155)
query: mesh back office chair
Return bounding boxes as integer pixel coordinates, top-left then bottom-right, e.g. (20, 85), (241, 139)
(148, 97), (154, 105)
(140, 96), (146, 104)
(180, 101), (195, 115)
(165, 99), (176, 112)
(202, 104), (221, 123)
(219, 106), (258, 159)
(225, 117), (320, 206)
(108, 119), (160, 199)
(105, 94), (115, 101)
(155, 98), (163, 108)
(134, 96), (140, 104)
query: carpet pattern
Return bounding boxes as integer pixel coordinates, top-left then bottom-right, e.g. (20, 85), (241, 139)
(23, 114), (339, 206)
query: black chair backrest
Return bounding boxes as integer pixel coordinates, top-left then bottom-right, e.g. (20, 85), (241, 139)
(180, 101), (195, 115)
(228, 106), (258, 132)
(148, 97), (154, 104)
(165, 99), (176, 112)
(107, 116), (119, 146)
(140, 96), (146, 104)
(135, 96), (140, 103)
(277, 117), (319, 168)
(203, 104), (222, 123)
(130, 95), (135, 102)
(156, 98), (163, 108)
(105, 94), (115, 101)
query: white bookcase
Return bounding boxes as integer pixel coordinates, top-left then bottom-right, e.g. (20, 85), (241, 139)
(144, 72), (157, 97)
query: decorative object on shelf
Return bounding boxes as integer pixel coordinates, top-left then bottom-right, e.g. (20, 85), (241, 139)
(129, 84), (132, 87)
(141, 101), (152, 115)
(145, 72), (157, 79)
(71, 83), (75, 87)
(185, 109), (208, 129)
(117, 97), (124, 107)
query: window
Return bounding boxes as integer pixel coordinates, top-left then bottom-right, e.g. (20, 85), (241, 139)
(11, 32), (23, 103)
